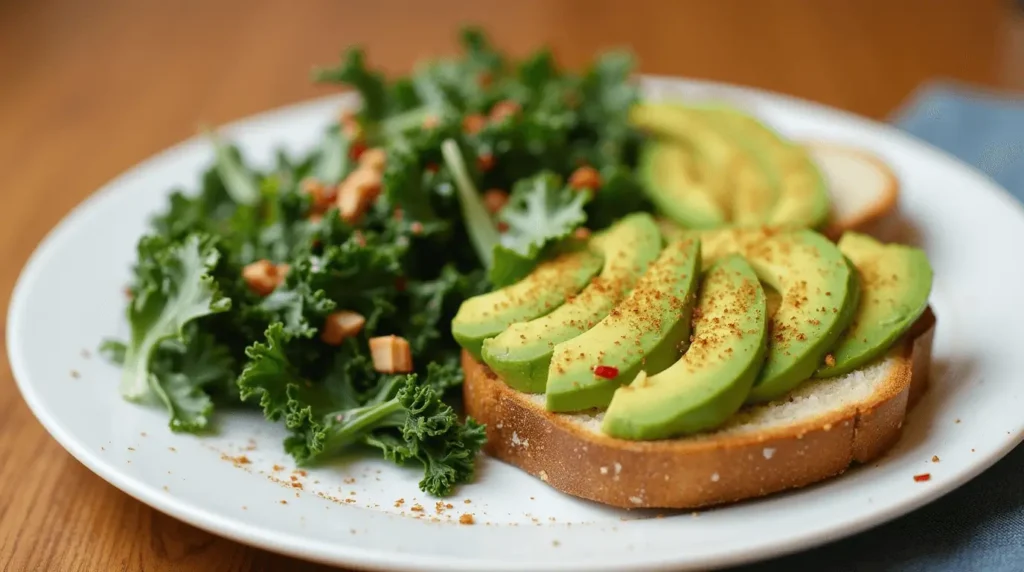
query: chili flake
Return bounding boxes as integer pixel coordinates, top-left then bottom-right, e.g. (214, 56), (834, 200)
(593, 365), (619, 379)
(348, 141), (368, 161)
(913, 473), (931, 482)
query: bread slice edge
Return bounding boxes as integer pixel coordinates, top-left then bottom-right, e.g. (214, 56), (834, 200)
(462, 307), (936, 510)
(807, 142), (902, 241)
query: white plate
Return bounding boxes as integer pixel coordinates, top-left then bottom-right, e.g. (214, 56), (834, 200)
(9, 76), (1024, 572)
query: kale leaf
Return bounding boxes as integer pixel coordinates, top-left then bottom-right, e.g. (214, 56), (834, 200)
(118, 234), (231, 404)
(239, 325), (485, 496)
(491, 172), (589, 286)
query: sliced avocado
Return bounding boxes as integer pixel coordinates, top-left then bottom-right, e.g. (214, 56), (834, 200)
(480, 213), (663, 393)
(638, 141), (727, 229)
(699, 228), (857, 403)
(602, 255), (769, 440)
(451, 248), (604, 360)
(545, 238), (701, 412)
(816, 232), (933, 377)
(696, 103), (830, 229)
(631, 101), (778, 227)
(631, 102), (734, 209)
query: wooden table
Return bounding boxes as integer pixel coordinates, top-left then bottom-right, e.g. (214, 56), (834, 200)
(0, 0), (1017, 570)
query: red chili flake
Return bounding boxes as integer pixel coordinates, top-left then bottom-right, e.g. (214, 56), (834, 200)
(496, 221), (510, 233)
(349, 141), (368, 161)
(425, 163), (439, 174)
(477, 153), (495, 172)
(913, 473), (931, 482)
(593, 365), (619, 379)
(395, 277), (407, 292)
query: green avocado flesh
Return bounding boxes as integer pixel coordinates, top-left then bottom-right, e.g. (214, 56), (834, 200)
(451, 249), (604, 360)
(631, 102), (778, 228)
(545, 238), (702, 412)
(815, 232), (933, 377)
(698, 228), (857, 403)
(638, 141), (727, 229)
(602, 255), (768, 440)
(695, 104), (830, 230)
(480, 213), (663, 393)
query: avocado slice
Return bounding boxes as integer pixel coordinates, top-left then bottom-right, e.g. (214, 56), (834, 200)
(631, 102), (778, 227)
(816, 232), (933, 377)
(699, 228), (857, 403)
(480, 213), (663, 393)
(545, 238), (702, 412)
(696, 103), (830, 230)
(638, 141), (728, 229)
(602, 254), (769, 440)
(451, 248), (604, 360)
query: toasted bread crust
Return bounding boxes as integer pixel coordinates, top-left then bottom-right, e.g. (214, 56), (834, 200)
(809, 142), (901, 241)
(463, 308), (935, 509)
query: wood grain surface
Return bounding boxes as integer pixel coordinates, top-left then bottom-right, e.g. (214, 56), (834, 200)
(0, 0), (1017, 570)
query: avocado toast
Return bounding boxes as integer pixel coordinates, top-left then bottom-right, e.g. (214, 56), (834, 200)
(455, 223), (935, 509)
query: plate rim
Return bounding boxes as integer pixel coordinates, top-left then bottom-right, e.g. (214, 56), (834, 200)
(8, 74), (1024, 572)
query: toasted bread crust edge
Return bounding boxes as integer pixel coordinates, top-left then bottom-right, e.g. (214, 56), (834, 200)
(463, 308), (936, 510)
(809, 142), (901, 242)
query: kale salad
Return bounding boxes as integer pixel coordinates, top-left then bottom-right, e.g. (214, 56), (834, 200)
(102, 29), (652, 497)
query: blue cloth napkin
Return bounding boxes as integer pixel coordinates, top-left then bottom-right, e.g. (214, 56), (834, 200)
(733, 82), (1024, 572)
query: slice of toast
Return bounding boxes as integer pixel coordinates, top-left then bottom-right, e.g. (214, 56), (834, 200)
(462, 307), (935, 510)
(808, 142), (902, 240)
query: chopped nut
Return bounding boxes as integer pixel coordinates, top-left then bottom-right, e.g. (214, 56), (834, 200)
(462, 113), (486, 135)
(321, 311), (367, 345)
(569, 166), (601, 191)
(339, 110), (362, 141)
(483, 189), (509, 214)
(337, 167), (383, 223)
(489, 100), (521, 122)
(369, 335), (413, 373)
(242, 260), (288, 296)
(824, 354), (836, 367)
(358, 148), (387, 172)
(301, 178), (336, 213)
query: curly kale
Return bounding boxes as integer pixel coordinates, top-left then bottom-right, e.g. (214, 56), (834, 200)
(104, 26), (651, 497)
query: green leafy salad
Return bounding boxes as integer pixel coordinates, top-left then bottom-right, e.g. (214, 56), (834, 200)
(101, 28), (652, 496)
